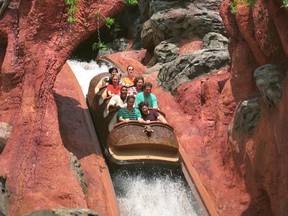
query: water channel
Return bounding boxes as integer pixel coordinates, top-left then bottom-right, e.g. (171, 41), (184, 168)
(67, 59), (208, 216)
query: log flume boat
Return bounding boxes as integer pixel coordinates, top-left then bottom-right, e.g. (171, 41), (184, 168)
(86, 72), (179, 165)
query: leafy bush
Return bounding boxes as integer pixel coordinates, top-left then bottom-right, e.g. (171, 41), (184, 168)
(92, 42), (107, 51)
(124, 0), (138, 5)
(65, 0), (79, 23)
(104, 17), (116, 29)
(229, 0), (255, 14)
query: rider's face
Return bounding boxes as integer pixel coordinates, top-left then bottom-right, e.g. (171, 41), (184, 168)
(141, 105), (149, 114)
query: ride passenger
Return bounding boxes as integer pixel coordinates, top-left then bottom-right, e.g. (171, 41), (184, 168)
(134, 82), (159, 110)
(122, 65), (135, 87)
(138, 102), (167, 124)
(106, 86), (128, 114)
(107, 74), (122, 97)
(102, 67), (120, 86)
(117, 95), (143, 123)
(128, 76), (144, 96)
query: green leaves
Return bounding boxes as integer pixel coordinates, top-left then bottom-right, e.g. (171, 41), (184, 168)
(65, 0), (79, 23)
(92, 11), (122, 51)
(229, 0), (237, 14)
(92, 42), (107, 51)
(228, 0), (255, 14)
(124, 0), (138, 5)
(246, 0), (255, 6)
(104, 17), (115, 29)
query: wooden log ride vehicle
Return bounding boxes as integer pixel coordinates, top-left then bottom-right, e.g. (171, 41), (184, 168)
(87, 73), (179, 165)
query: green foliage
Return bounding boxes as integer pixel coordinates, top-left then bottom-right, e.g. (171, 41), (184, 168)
(92, 11), (122, 51)
(65, 0), (79, 23)
(283, 0), (288, 7)
(124, 0), (138, 5)
(246, 0), (256, 6)
(104, 17), (121, 38)
(229, 0), (255, 14)
(92, 42), (107, 51)
(104, 17), (116, 29)
(229, 1), (238, 14)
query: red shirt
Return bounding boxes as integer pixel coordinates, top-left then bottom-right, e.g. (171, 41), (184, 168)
(107, 84), (122, 95)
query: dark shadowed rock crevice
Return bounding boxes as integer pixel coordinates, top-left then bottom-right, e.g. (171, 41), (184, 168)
(233, 96), (261, 135)
(0, 176), (7, 216)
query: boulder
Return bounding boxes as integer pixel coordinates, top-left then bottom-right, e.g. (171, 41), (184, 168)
(254, 64), (285, 108)
(157, 48), (230, 92)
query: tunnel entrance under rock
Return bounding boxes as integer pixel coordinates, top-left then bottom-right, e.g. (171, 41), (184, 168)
(70, 5), (140, 61)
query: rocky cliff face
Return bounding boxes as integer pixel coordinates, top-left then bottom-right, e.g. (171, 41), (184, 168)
(219, 0), (288, 215)
(0, 1), (123, 215)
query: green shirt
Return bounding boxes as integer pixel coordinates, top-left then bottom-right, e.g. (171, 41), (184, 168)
(117, 107), (141, 121)
(134, 92), (158, 108)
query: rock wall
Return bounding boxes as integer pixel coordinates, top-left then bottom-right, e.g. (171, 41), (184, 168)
(0, 1), (123, 215)
(219, 0), (288, 215)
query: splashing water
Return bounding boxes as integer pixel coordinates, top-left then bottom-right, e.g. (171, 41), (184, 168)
(67, 59), (109, 96)
(111, 165), (204, 216)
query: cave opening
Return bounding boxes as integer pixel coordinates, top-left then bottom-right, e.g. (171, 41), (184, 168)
(70, 5), (140, 62)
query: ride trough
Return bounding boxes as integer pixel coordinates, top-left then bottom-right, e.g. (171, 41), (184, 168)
(86, 72), (180, 166)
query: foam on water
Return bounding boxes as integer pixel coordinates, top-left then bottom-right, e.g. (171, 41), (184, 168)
(113, 171), (200, 216)
(67, 59), (108, 96)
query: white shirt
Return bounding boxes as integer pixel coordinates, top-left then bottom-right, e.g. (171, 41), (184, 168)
(106, 95), (127, 114)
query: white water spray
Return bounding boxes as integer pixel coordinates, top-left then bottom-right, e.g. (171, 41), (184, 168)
(67, 59), (108, 96)
(112, 169), (201, 216)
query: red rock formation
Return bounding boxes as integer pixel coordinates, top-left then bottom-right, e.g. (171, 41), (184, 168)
(219, 0), (288, 215)
(0, 1), (124, 215)
(161, 69), (251, 216)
